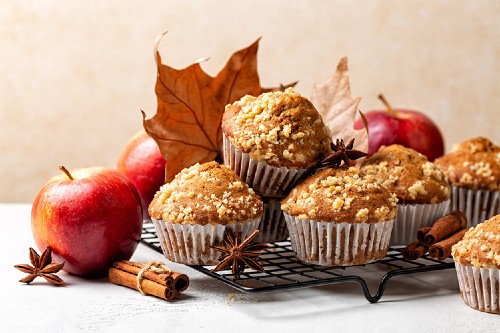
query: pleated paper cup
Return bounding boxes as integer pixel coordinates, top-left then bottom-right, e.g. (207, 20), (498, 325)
(455, 262), (500, 314)
(283, 212), (394, 266)
(222, 134), (307, 197)
(255, 197), (289, 243)
(390, 199), (451, 246)
(151, 218), (260, 265)
(451, 185), (500, 228)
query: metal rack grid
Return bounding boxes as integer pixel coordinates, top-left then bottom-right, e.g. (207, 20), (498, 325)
(140, 221), (455, 303)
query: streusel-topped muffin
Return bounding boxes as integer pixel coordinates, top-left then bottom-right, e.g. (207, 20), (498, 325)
(434, 137), (500, 227)
(360, 144), (450, 245)
(281, 166), (398, 266)
(281, 167), (398, 223)
(221, 87), (332, 197)
(452, 215), (500, 269)
(452, 214), (500, 314)
(149, 161), (263, 265)
(149, 161), (262, 225)
(222, 87), (332, 168)
(435, 137), (500, 191)
(361, 144), (450, 204)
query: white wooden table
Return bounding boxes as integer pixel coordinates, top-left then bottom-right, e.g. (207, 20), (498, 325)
(2, 204), (498, 332)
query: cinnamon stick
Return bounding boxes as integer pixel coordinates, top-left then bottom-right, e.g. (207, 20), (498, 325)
(108, 267), (177, 300)
(402, 241), (428, 260)
(422, 211), (467, 246)
(113, 261), (174, 287)
(170, 271), (190, 294)
(428, 229), (467, 260)
(108, 260), (190, 300)
(416, 227), (432, 244)
(118, 261), (189, 294)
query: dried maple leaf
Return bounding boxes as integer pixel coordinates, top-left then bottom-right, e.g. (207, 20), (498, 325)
(143, 34), (295, 182)
(310, 57), (368, 155)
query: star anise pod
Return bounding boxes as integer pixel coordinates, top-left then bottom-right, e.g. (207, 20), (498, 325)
(14, 246), (65, 285)
(317, 138), (367, 168)
(211, 230), (269, 279)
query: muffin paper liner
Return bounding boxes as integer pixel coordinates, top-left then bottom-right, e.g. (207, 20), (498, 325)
(390, 199), (451, 246)
(223, 134), (306, 197)
(151, 218), (260, 265)
(451, 186), (500, 228)
(455, 262), (500, 314)
(255, 197), (289, 243)
(283, 213), (394, 266)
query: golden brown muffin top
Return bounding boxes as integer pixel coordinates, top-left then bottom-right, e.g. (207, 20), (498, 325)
(281, 167), (398, 223)
(148, 161), (263, 225)
(360, 144), (450, 204)
(221, 88), (332, 168)
(452, 214), (500, 269)
(434, 137), (500, 190)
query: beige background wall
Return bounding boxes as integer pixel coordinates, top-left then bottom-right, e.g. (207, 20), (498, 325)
(1, 0), (499, 203)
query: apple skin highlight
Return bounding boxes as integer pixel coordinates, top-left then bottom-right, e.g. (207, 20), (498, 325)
(31, 167), (143, 277)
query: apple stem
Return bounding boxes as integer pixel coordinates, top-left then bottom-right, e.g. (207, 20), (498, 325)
(59, 165), (74, 180)
(378, 94), (399, 117)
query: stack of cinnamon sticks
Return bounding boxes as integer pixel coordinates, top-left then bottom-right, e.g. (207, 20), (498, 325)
(109, 260), (189, 300)
(402, 211), (468, 260)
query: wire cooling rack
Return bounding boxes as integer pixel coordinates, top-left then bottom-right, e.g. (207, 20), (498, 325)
(141, 221), (455, 303)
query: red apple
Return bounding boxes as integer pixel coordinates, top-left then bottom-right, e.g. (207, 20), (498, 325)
(117, 131), (166, 220)
(31, 166), (143, 277)
(354, 94), (444, 161)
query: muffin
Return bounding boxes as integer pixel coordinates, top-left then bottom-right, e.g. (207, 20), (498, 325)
(452, 214), (500, 314)
(281, 166), (398, 266)
(361, 145), (450, 245)
(221, 87), (332, 197)
(148, 161), (263, 265)
(434, 137), (500, 228)
(255, 197), (289, 243)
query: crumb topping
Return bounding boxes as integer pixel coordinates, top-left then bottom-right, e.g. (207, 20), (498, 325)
(452, 214), (500, 269)
(221, 88), (332, 168)
(435, 137), (500, 190)
(361, 144), (450, 204)
(148, 162), (263, 225)
(281, 167), (398, 223)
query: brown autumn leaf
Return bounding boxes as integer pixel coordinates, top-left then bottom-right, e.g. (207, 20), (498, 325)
(143, 34), (295, 182)
(310, 57), (368, 155)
